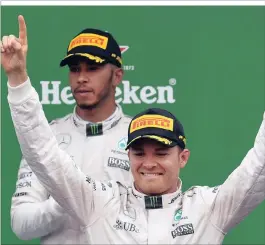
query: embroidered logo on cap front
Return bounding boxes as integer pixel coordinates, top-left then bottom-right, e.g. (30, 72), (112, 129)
(68, 33), (108, 51)
(130, 115), (174, 133)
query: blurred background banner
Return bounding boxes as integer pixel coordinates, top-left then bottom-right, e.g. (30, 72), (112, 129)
(1, 4), (264, 244)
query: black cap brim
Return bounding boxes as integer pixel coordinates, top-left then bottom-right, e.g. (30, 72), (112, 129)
(125, 135), (178, 150)
(60, 53), (107, 67)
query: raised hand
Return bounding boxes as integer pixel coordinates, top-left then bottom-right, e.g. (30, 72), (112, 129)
(1, 15), (28, 86)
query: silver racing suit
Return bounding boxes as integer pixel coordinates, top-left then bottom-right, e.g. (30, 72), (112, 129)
(10, 78), (132, 244)
(8, 79), (265, 244)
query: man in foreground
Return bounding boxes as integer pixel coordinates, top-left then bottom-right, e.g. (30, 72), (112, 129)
(2, 16), (265, 244)
(2, 15), (132, 243)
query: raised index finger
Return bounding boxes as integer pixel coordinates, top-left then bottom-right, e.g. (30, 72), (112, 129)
(18, 15), (27, 45)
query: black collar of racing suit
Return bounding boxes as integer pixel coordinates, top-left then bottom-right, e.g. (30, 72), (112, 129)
(130, 179), (183, 209)
(72, 104), (123, 136)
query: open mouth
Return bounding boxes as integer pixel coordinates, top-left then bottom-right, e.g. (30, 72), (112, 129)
(141, 173), (163, 176)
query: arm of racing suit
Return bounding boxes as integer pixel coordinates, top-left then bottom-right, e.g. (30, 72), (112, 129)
(7, 78), (118, 227)
(11, 157), (66, 240)
(207, 112), (265, 234)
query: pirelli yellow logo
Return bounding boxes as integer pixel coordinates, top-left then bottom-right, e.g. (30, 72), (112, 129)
(68, 33), (108, 51)
(130, 115), (174, 133)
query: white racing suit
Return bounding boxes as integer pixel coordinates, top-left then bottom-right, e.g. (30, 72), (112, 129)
(10, 79), (132, 244)
(8, 79), (265, 244)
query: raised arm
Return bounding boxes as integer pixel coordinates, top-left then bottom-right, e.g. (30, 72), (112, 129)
(207, 112), (265, 233)
(2, 15), (117, 228)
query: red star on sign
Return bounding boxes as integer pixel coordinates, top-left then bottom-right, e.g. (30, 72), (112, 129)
(119, 46), (129, 54)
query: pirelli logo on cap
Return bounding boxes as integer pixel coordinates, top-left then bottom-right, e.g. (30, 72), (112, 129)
(68, 33), (108, 51)
(130, 115), (174, 133)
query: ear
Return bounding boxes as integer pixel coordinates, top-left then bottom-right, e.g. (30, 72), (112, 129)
(128, 148), (132, 160)
(112, 67), (124, 87)
(179, 149), (190, 169)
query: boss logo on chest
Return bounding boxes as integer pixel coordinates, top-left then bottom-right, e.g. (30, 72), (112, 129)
(171, 223), (194, 238)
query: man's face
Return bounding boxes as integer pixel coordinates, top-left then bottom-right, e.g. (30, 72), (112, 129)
(129, 139), (190, 195)
(68, 59), (123, 109)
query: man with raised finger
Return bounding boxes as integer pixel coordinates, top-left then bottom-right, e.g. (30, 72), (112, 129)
(4, 52), (265, 243)
(3, 15), (265, 245)
(2, 15), (132, 244)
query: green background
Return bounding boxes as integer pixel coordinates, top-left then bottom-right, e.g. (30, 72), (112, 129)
(1, 6), (265, 244)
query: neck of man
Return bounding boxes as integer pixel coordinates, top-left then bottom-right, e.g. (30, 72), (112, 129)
(76, 99), (117, 123)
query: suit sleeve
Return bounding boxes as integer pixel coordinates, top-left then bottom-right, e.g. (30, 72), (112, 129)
(208, 113), (265, 233)
(11, 157), (66, 240)
(7, 78), (118, 227)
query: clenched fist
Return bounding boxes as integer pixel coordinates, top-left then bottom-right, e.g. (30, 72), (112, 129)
(1, 15), (28, 86)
